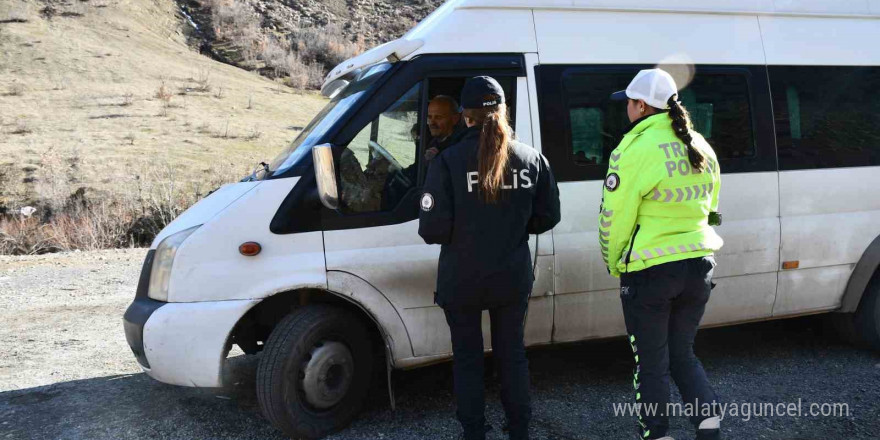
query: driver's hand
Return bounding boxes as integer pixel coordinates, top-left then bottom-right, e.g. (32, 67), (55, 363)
(424, 147), (440, 162)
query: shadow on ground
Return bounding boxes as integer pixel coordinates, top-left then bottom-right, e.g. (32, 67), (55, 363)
(2, 316), (879, 440)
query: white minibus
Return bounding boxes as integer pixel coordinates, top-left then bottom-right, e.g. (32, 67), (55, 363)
(123, 1), (880, 438)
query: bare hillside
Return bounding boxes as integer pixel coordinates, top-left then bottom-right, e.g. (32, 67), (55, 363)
(0, 0), (327, 252)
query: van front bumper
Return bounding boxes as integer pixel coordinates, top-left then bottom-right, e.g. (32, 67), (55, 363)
(123, 296), (165, 369)
(126, 298), (259, 387)
(123, 249), (259, 387)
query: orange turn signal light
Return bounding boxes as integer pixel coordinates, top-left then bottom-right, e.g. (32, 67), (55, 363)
(239, 242), (262, 256)
(782, 261), (799, 270)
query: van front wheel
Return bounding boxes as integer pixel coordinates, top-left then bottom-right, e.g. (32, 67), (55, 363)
(257, 305), (373, 439)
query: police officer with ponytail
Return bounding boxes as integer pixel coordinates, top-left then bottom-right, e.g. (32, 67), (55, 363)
(419, 76), (560, 440)
(601, 69), (723, 440)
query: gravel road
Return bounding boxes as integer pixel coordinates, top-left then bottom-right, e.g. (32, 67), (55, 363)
(1, 249), (879, 440)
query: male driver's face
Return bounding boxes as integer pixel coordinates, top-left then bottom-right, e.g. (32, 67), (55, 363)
(427, 100), (460, 138)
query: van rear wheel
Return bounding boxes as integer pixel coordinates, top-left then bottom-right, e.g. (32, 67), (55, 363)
(855, 272), (880, 351)
(257, 305), (373, 439)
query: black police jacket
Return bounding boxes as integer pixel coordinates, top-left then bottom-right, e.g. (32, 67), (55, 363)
(418, 126), (561, 309)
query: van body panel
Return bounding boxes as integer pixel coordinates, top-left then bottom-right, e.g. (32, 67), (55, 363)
(402, 307), (453, 357)
(525, 296), (554, 345)
(759, 16), (880, 65)
(553, 181), (616, 294)
(701, 272), (777, 325)
(458, 0), (879, 16)
(533, 11), (766, 65)
(775, 167), (880, 314)
(324, 220), (438, 310)
(774, 265), (853, 315)
(407, 9), (537, 57)
(553, 287), (624, 342)
(142, 299), (259, 387)
(459, 0), (766, 14)
(151, 181), (259, 248)
(327, 271), (415, 362)
(711, 172), (780, 278)
(169, 178), (327, 303)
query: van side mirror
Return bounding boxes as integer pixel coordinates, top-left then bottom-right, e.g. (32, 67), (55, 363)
(312, 144), (339, 210)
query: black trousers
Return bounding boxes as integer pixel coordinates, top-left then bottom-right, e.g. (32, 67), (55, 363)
(620, 256), (719, 440)
(444, 298), (531, 440)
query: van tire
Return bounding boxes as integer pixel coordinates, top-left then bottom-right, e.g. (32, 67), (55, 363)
(828, 312), (861, 346)
(854, 272), (880, 351)
(257, 305), (373, 439)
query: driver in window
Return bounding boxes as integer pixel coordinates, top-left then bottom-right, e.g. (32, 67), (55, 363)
(425, 95), (466, 160)
(401, 95), (466, 183)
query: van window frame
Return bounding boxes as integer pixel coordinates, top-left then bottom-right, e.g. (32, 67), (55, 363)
(535, 64), (777, 182)
(270, 54), (527, 234)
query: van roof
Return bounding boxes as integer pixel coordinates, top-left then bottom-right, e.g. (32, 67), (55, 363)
(322, 0), (880, 92)
(455, 0), (880, 18)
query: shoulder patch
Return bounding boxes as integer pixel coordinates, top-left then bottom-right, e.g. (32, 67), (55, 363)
(605, 173), (620, 192)
(420, 193), (435, 212)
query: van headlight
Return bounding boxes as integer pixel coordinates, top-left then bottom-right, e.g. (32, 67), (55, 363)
(148, 226), (200, 302)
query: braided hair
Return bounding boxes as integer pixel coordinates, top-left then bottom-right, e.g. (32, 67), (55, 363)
(667, 95), (707, 173)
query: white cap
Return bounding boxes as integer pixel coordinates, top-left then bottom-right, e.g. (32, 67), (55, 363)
(610, 68), (678, 110)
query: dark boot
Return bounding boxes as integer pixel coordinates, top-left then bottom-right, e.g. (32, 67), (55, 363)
(458, 424), (492, 440)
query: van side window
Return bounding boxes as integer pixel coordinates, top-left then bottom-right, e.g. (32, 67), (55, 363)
(770, 66), (880, 170)
(539, 66), (757, 181)
(338, 83), (421, 214)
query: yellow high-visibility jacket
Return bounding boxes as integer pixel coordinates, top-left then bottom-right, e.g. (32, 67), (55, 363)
(599, 113), (723, 277)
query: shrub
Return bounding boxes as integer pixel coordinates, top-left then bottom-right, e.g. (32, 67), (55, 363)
(210, 0), (263, 64)
(289, 23), (364, 73)
(0, 159), (247, 255)
(194, 68), (212, 92)
(155, 81), (172, 115)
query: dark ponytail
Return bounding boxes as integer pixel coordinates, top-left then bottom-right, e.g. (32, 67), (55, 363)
(667, 95), (707, 173)
(463, 101), (511, 203)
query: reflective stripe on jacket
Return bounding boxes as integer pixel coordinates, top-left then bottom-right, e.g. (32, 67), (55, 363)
(599, 113), (723, 278)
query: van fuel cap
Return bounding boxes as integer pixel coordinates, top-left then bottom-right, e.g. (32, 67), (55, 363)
(239, 242), (262, 256)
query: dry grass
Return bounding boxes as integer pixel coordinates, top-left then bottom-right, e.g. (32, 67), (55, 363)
(0, 0), (328, 254)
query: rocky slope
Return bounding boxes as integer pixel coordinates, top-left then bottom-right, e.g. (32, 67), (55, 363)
(179, 0), (446, 83)
(246, 0), (442, 45)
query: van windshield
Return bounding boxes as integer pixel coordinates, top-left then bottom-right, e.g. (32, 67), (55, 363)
(267, 63), (393, 177)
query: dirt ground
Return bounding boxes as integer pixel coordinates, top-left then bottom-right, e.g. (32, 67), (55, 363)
(0, 249), (144, 391)
(1, 249), (880, 440)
